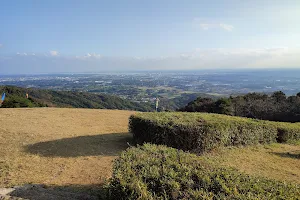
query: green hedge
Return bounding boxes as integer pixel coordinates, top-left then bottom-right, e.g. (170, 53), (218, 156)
(129, 112), (300, 153)
(107, 144), (300, 200)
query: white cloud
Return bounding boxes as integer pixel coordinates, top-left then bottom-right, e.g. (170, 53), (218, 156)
(16, 52), (37, 56)
(193, 18), (234, 31)
(198, 23), (234, 31)
(180, 54), (192, 59)
(219, 23), (234, 31)
(3, 48), (300, 74)
(16, 52), (28, 56)
(176, 47), (300, 69)
(76, 53), (102, 59)
(50, 50), (58, 56)
(87, 53), (102, 58)
(199, 23), (211, 30)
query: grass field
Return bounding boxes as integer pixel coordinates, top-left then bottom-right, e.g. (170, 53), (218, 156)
(0, 108), (299, 199)
(0, 108), (135, 189)
(202, 143), (300, 184)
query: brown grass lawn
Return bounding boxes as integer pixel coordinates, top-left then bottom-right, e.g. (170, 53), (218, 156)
(0, 108), (299, 192)
(0, 108), (135, 188)
(202, 143), (300, 184)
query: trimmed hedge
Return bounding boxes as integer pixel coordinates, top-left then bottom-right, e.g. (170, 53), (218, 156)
(107, 144), (300, 199)
(129, 112), (300, 153)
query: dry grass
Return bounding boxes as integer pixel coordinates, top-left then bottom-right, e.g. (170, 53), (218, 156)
(0, 107), (299, 193)
(202, 143), (300, 184)
(0, 108), (135, 188)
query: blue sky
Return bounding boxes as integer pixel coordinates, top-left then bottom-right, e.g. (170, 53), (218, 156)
(0, 0), (300, 74)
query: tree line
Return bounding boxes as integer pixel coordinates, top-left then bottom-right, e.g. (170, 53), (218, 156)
(179, 91), (300, 122)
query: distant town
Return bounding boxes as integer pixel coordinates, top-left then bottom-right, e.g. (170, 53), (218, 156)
(1, 69), (300, 104)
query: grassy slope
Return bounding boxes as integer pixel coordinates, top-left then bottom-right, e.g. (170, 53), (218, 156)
(0, 108), (299, 192)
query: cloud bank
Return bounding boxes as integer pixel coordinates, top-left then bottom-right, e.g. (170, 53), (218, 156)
(0, 48), (299, 74)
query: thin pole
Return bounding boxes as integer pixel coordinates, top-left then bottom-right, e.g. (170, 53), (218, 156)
(155, 97), (159, 112)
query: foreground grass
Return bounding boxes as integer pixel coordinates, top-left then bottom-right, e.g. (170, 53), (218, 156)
(201, 143), (300, 184)
(0, 108), (135, 188)
(107, 144), (300, 199)
(0, 108), (299, 199)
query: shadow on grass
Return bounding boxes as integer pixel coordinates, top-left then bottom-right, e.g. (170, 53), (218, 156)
(5, 184), (107, 200)
(24, 132), (133, 157)
(271, 151), (300, 159)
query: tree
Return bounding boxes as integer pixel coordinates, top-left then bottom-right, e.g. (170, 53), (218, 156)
(179, 91), (300, 122)
(271, 91), (286, 103)
(214, 98), (233, 115)
(181, 97), (215, 112)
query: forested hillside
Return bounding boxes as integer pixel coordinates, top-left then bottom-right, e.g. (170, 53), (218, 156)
(180, 91), (300, 122)
(0, 86), (153, 111)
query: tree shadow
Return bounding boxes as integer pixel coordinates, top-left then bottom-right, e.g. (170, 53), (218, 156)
(271, 151), (300, 159)
(3, 184), (107, 200)
(24, 132), (133, 157)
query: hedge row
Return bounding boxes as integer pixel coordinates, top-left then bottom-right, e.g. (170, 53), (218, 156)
(129, 112), (300, 153)
(107, 144), (300, 199)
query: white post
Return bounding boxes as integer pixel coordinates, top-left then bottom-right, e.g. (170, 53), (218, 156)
(155, 97), (159, 112)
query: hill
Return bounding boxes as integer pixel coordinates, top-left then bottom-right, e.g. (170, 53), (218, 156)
(0, 108), (299, 199)
(0, 85), (153, 111)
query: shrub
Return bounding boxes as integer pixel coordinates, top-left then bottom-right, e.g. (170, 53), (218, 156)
(129, 112), (300, 153)
(107, 144), (300, 200)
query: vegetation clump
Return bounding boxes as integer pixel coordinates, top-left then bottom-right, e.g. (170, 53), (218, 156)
(0, 85), (152, 111)
(179, 91), (300, 122)
(107, 144), (300, 200)
(129, 112), (300, 153)
(1, 94), (45, 108)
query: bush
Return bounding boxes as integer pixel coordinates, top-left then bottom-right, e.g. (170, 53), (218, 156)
(107, 144), (300, 200)
(129, 112), (300, 153)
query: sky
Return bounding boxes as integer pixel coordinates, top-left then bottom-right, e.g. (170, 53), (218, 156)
(0, 0), (300, 74)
